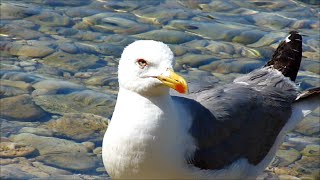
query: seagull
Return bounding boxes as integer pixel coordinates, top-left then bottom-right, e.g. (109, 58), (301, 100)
(102, 31), (319, 179)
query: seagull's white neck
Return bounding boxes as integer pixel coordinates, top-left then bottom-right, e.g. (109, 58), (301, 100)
(103, 87), (189, 178)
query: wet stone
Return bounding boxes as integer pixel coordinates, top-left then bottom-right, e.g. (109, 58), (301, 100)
(1, 163), (38, 179)
(10, 132), (89, 155)
(0, 71), (43, 84)
(18, 127), (53, 137)
(46, 113), (109, 142)
(82, 141), (95, 152)
(0, 79), (33, 91)
(0, 86), (30, 98)
(134, 29), (196, 44)
(232, 30), (265, 45)
(93, 147), (102, 155)
(294, 156), (319, 175)
(274, 148), (301, 167)
(42, 51), (103, 73)
(83, 13), (150, 34)
(32, 79), (85, 96)
(294, 115), (320, 136)
(0, 24), (44, 40)
(33, 90), (116, 117)
(74, 42), (123, 56)
(26, 12), (73, 27)
(0, 94), (49, 122)
(0, 2), (41, 20)
(166, 20), (247, 42)
(199, 58), (264, 74)
(37, 152), (99, 172)
(0, 142), (37, 158)
(1, 41), (55, 58)
(133, 6), (191, 25)
(301, 144), (320, 156)
(176, 54), (217, 68)
(59, 43), (78, 54)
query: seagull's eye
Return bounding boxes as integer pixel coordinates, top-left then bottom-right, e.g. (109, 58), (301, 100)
(137, 59), (148, 68)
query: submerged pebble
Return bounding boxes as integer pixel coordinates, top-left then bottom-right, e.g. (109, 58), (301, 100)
(0, 94), (49, 121)
(46, 113), (109, 142)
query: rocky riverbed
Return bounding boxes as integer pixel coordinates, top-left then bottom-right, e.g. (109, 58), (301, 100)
(0, 0), (319, 179)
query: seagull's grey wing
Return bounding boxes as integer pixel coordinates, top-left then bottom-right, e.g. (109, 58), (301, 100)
(173, 68), (298, 170)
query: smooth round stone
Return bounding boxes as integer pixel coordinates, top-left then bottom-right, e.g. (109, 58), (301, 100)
(166, 20), (247, 42)
(26, 12), (73, 27)
(275, 148), (301, 166)
(45, 113), (109, 142)
(206, 41), (236, 55)
(1, 24), (44, 40)
(134, 29), (196, 44)
(93, 147), (102, 155)
(278, 175), (300, 180)
(301, 61), (320, 74)
(33, 90), (116, 117)
(1, 71), (43, 83)
(18, 127), (53, 137)
(74, 42), (123, 56)
(96, 167), (106, 173)
(0, 80), (32, 91)
(32, 161), (72, 175)
(18, 61), (37, 67)
(32, 79), (85, 96)
(133, 6), (191, 25)
(82, 142), (95, 151)
(0, 2), (40, 20)
(83, 13), (149, 34)
(199, 58), (264, 74)
(23, 66), (36, 71)
(74, 72), (93, 78)
(0, 94), (48, 121)
(38, 152), (99, 172)
(1, 41), (54, 58)
(295, 156), (319, 174)
(0, 164), (38, 179)
(42, 51), (104, 72)
(168, 45), (188, 56)
(0, 84), (30, 98)
(65, 5), (105, 18)
(59, 43), (78, 54)
(271, 167), (300, 177)
(232, 30), (265, 45)
(10, 133), (88, 155)
(294, 115), (320, 136)
(0, 142), (37, 158)
(251, 12), (292, 29)
(176, 54), (217, 68)
(85, 76), (117, 88)
(301, 144), (320, 156)
(103, 1), (140, 12)
(0, 64), (21, 71)
(248, 32), (286, 48)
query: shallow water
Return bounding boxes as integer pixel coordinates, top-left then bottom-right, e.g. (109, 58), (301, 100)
(0, 0), (319, 179)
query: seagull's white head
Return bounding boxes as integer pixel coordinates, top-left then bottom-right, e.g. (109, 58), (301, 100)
(118, 40), (188, 96)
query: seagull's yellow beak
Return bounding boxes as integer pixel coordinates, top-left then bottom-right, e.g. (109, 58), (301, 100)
(157, 69), (188, 94)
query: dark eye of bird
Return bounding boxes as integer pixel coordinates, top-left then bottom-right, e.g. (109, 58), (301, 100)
(137, 59), (148, 68)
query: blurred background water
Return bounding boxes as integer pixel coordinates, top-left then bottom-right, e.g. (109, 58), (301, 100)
(0, 0), (319, 179)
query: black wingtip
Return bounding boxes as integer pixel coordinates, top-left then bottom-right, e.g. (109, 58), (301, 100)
(296, 86), (320, 102)
(265, 31), (303, 81)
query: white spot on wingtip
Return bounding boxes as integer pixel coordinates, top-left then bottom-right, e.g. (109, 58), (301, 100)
(234, 81), (249, 85)
(285, 35), (291, 43)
